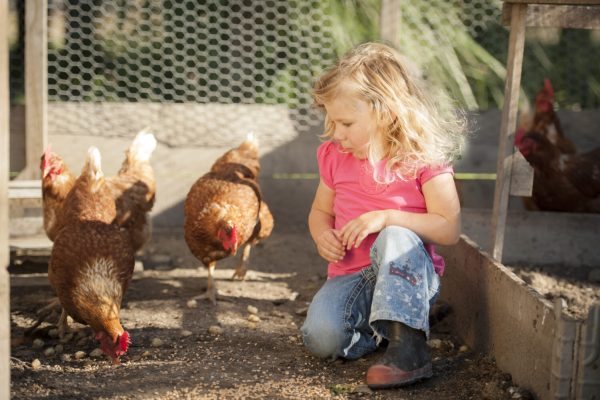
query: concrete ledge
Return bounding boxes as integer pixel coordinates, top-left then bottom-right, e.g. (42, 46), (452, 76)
(439, 235), (599, 399)
(462, 208), (600, 267)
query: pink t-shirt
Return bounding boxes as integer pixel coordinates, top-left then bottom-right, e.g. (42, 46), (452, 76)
(317, 141), (453, 278)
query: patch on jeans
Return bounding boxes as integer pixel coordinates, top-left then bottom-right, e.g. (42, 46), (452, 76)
(389, 261), (419, 286)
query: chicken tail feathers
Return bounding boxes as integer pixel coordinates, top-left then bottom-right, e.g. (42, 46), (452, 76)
(237, 131), (259, 155)
(84, 147), (104, 181)
(129, 129), (157, 162)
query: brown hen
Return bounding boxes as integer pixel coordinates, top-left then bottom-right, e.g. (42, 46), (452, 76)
(184, 134), (274, 304)
(49, 147), (135, 364)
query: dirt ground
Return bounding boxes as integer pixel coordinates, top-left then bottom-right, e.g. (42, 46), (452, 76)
(8, 230), (538, 400)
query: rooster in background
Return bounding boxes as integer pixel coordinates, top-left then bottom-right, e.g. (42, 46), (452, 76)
(184, 133), (274, 304)
(517, 131), (600, 213)
(49, 147), (135, 364)
(40, 145), (76, 241)
(106, 130), (157, 253)
(515, 79), (577, 155)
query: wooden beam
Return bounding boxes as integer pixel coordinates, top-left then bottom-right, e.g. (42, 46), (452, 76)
(0, 0), (12, 396)
(380, 0), (402, 48)
(491, 3), (527, 262)
(503, 3), (600, 29)
(23, 0), (47, 179)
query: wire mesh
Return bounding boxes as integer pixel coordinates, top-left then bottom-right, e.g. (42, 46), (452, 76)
(7, 0), (600, 147)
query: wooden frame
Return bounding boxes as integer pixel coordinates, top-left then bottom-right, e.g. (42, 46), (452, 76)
(1, 0), (12, 396)
(491, 0), (600, 262)
(22, 0), (47, 179)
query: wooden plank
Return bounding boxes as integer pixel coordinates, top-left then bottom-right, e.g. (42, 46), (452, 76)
(23, 0), (47, 179)
(380, 0), (402, 48)
(0, 0), (11, 396)
(503, 3), (600, 29)
(491, 3), (527, 262)
(438, 236), (558, 400)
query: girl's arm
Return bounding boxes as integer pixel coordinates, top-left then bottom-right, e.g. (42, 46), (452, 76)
(309, 180), (346, 262)
(340, 173), (461, 249)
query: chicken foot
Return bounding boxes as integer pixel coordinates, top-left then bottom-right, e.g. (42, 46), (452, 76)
(57, 309), (70, 339)
(25, 297), (62, 336)
(231, 244), (252, 281)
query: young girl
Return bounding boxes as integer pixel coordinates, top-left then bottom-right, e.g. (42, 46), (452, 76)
(301, 42), (466, 389)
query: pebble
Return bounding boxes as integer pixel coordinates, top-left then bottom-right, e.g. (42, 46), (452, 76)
(248, 315), (260, 323)
(32, 339), (44, 349)
(54, 344), (64, 354)
(76, 337), (88, 346)
(61, 354), (71, 362)
(60, 333), (74, 344)
(208, 325), (223, 335)
(151, 338), (163, 347)
(76, 329), (87, 338)
(43, 347), (55, 357)
(427, 339), (443, 349)
(187, 299), (198, 309)
(181, 330), (193, 337)
(48, 329), (59, 338)
(74, 351), (86, 359)
(90, 348), (104, 357)
(295, 307), (308, 316)
(459, 344), (469, 352)
(270, 310), (286, 318)
(352, 384), (373, 394)
(31, 359), (41, 370)
(247, 305), (258, 315)
(141, 351), (151, 358)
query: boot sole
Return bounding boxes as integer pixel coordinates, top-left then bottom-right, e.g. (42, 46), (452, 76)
(366, 362), (433, 389)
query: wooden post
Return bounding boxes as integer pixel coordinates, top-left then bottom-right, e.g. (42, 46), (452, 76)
(380, 0), (401, 48)
(491, 3), (527, 262)
(23, 0), (47, 179)
(0, 0), (12, 396)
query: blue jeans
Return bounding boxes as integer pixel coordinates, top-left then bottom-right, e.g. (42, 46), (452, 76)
(301, 226), (440, 360)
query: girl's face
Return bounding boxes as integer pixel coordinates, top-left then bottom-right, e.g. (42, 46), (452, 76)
(324, 94), (378, 159)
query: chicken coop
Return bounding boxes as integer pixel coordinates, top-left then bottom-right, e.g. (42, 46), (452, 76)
(2, 0), (600, 399)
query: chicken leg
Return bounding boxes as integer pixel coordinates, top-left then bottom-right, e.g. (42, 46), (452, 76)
(193, 261), (218, 305)
(25, 298), (61, 336)
(232, 244), (252, 280)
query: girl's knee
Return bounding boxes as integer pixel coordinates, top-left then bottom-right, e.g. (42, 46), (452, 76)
(301, 318), (345, 359)
(374, 226), (421, 254)
(377, 226), (419, 243)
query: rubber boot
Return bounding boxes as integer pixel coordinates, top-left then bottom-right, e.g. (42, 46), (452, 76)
(366, 321), (432, 388)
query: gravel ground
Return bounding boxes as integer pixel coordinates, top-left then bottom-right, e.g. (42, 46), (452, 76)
(9, 231), (535, 400)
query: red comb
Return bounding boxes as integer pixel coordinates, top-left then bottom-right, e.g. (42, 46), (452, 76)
(543, 79), (554, 98)
(43, 144), (53, 160)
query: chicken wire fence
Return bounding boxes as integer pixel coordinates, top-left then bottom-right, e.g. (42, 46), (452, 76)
(7, 0), (600, 147)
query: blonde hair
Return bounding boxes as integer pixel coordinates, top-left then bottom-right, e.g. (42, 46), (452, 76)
(313, 42), (467, 182)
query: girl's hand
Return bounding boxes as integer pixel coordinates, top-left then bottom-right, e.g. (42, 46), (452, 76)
(340, 210), (388, 250)
(315, 229), (346, 263)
